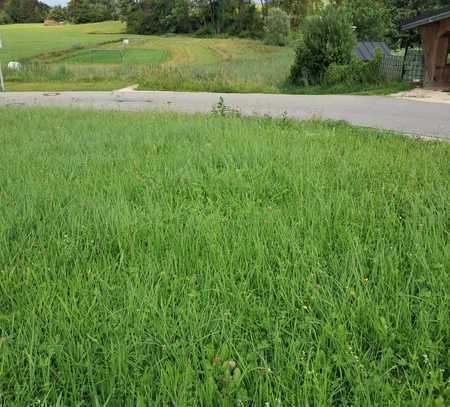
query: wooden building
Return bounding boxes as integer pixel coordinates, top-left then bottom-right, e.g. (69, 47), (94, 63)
(402, 6), (450, 88)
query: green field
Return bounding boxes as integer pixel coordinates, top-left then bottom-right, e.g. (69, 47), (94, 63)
(0, 21), (132, 61)
(0, 107), (449, 405)
(0, 22), (295, 92)
(0, 22), (409, 94)
(59, 48), (167, 65)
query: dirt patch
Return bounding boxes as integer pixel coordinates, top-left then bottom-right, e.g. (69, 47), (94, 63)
(43, 20), (59, 27)
(392, 88), (450, 104)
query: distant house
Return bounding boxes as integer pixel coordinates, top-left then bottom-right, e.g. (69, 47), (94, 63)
(401, 6), (450, 88)
(354, 42), (391, 61)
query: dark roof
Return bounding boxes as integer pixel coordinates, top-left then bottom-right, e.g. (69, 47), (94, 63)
(401, 6), (450, 31)
(354, 42), (391, 61)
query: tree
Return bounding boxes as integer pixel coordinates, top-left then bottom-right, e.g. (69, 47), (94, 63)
(122, 0), (176, 34)
(346, 0), (388, 41)
(68, 0), (117, 24)
(265, 0), (324, 27)
(224, 0), (262, 36)
(191, 0), (261, 35)
(122, 0), (263, 36)
(265, 7), (290, 46)
(384, 0), (449, 48)
(0, 9), (12, 24)
(68, 0), (91, 23)
(167, 0), (192, 33)
(290, 5), (356, 85)
(1, 0), (49, 23)
(48, 5), (68, 22)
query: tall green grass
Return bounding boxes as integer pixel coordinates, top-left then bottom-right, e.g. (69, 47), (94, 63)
(138, 53), (293, 93)
(4, 59), (408, 95)
(4, 62), (152, 83)
(0, 107), (449, 406)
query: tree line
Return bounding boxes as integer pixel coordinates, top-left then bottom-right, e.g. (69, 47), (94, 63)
(0, 0), (49, 24)
(1, 0), (449, 48)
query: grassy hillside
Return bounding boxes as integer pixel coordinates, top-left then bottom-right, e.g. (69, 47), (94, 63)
(0, 22), (407, 94)
(0, 107), (449, 405)
(1, 22), (295, 93)
(0, 21), (130, 62)
(115, 36), (294, 93)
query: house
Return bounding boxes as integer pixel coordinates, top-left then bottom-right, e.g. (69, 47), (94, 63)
(401, 6), (450, 88)
(354, 42), (391, 61)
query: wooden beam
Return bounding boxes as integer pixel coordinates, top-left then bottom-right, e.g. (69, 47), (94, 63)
(421, 22), (440, 86)
(437, 19), (450, 38)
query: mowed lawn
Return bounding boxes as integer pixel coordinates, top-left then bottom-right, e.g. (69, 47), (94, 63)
(0, 107), (449, 406)
(58, 48), (168, 65)
(0, 21), (133, 62)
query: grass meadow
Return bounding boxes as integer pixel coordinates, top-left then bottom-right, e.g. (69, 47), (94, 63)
(0, 107), (449, 406)
(0, 21), (131, 62)
(0, 22), (410, 94)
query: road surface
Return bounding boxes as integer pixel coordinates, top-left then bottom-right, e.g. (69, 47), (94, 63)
(1, 90), (449, 139)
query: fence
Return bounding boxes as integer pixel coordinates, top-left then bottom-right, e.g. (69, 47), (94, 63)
(380, 50), (424, 82)
(380, 55), (403, 81)
(403, 50), (424, 82)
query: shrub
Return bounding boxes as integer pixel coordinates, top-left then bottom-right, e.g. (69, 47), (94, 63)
(48, 6), (68, 23)
(290, 6), (356, 85)
(0, 10), (12, 25)
(194, 25), (216, 37)
(264, 8), (290, 46)
(323, 49), (385, 86)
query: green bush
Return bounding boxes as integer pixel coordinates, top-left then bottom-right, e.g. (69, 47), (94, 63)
(48, 6), (68, 22)
(323, 49), (385, 86)
(194, 25), (216, 37)
(290, 6), (356, 85)
(0, 10), (12, 25)
(264, 8), (290, 46)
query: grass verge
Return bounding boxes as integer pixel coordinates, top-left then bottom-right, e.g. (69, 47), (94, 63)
(5, 80), (131, 92)
(281, 81), (415, 96)
(0, 107), (449, 405)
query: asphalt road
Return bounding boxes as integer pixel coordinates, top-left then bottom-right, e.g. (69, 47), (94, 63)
(1, 90), (449, 139)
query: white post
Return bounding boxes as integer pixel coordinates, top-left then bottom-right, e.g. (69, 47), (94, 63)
(0, 64), (4, 92)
